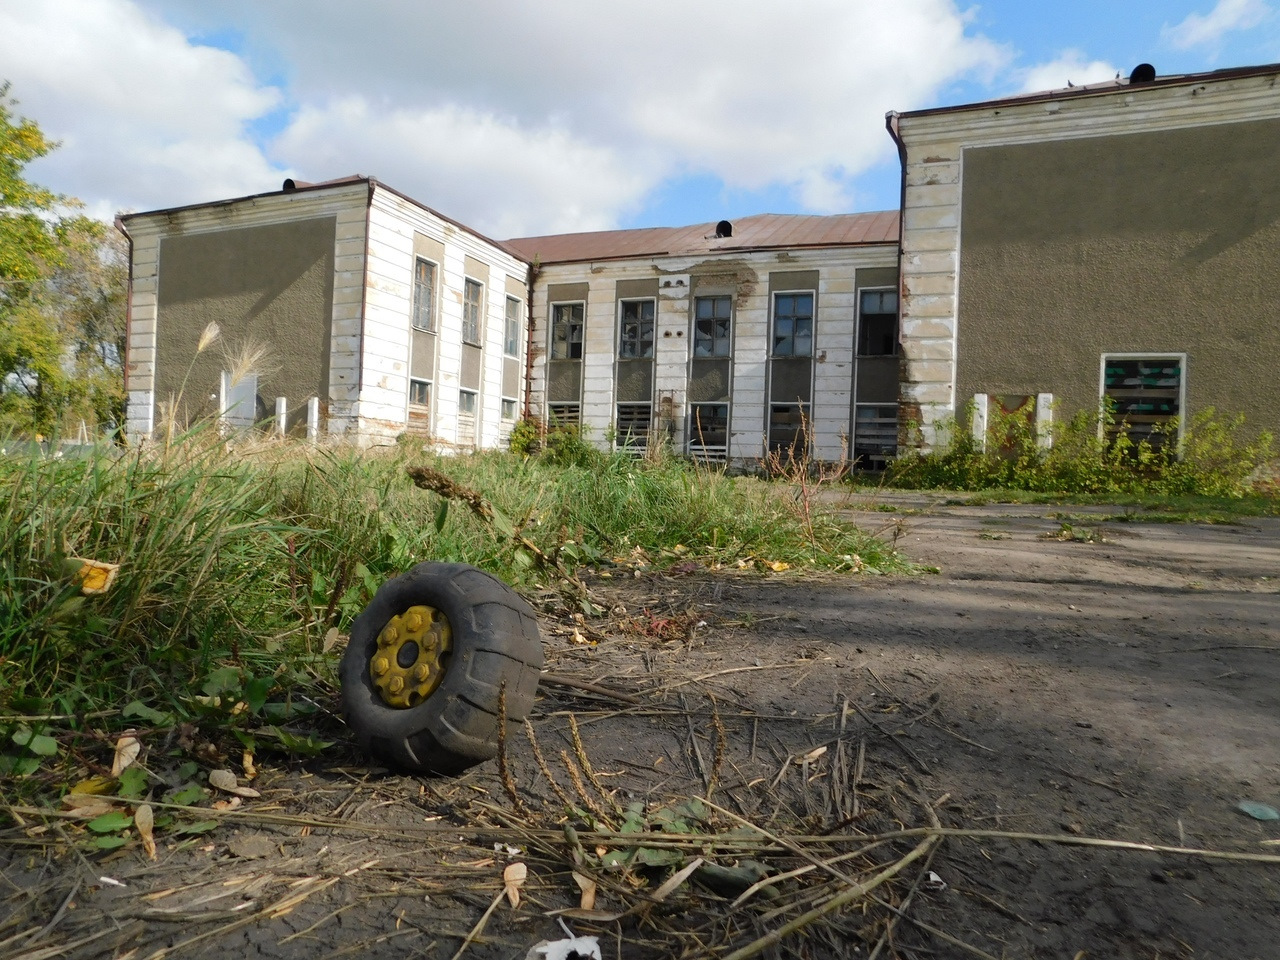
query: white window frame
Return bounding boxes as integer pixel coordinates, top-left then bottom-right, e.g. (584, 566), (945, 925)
(550, 301), (585, 360)
(1098, 352), (1187, 447)
(408, 377), (431, 407)
(462, 278), (484, 345)
(412, 258), (437, 333)
(771, 290), (815, 358)
(504, 296), (522, 357)
(618, 298), (657, 359)
(501, 397), (518, 421)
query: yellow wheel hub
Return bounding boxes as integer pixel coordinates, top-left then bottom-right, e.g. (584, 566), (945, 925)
(370, 605), (452, 708)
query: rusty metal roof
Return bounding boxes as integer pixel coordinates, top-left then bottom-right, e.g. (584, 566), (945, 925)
(504, 211), (899, 265)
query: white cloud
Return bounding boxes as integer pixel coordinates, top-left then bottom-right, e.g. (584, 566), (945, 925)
(1019, 50), (1122, 93)
(0, 0), (283, 215)
(1162, 0), (1270, 51)
(4, 0), (1006, 231)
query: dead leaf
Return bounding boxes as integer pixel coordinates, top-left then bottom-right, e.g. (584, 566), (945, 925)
(572, 871), (597, 911)
(242, 750), (257, 780)
(135, 804), (156, 860)
(795, 745), (828, 765)
(208, 769), (260, 798)
(323, 627), (341, 653)
(111, 735), (141, 777)
(650, 857), (703, 903)
(212, 797), (242, 811)
(68, 557), (120, 595)
(70, 776), (115, 796)
(767, 560), (791, 572)
(61, 795), (114, 819)
(503, 861), (527, 908)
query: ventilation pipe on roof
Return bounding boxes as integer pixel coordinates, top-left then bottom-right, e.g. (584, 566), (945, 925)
(1129, 63), (1156, 84)
(282, 178), (313, 191)
(715, 220), (733, 238)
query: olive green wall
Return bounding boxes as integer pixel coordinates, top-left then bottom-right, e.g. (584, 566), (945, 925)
(155, 217), (336, 432)
(957, 119), (1280, 435)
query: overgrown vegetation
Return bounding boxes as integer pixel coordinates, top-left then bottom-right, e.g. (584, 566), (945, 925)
(0, 435), (902, 793)
(886, 403), (1275, 500)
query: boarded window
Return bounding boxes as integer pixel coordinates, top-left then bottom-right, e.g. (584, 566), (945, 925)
(551, 303), (584, 359)
(548, 402), (581, 428)
(619, 299), (656, 359)
(463, 279), (483, 343)
(688, 403), (729, 460)
(1102, 355), (1183, 448)
(772, 293), (813, 357)
(615, 403), (651, 452)
(853, 403), (897, 468)
(857, 289), (898, 356)
(768, 402), (810, 455)
(694, 296), (732, 357)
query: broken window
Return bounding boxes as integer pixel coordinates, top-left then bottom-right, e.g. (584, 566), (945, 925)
(615, 403), (651, 452)
(619, 299), (656, 359)
(463, 279), (483, 344)
(1101, 354), (1183, 448)
(550, 303), (584, 359)
(768, 402), (810, 455)
(412, 258), (437, 332)
(693, 296), (732, 357)
(772, 293), (813, 357)
(857, 289), (898, 356)
(853, 404), (897, 468)
(688, 403), (729, 460)
(409, 378), (431, 407)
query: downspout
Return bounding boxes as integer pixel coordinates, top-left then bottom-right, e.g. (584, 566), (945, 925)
(522, 255), (540, 419)
(885, 111), (910, 452)
(114, 215), (134, 443)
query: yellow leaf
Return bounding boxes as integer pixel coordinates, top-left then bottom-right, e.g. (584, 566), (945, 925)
(135, 804), (156, 860)
(70, 558), (120, 596)
(503, 861), (527, 908)
(111, 735), (141, 778)
(767, 560), (791, 572)
(70, 776), (115, 796)
(242, 750), (257, 781)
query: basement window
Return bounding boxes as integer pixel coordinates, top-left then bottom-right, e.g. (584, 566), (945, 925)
(1101, 354), (1184, 449)
(409, 378), (431, 407)
(615, 403), (651, 452)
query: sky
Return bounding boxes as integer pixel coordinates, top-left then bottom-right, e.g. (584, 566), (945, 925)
(1, 0), (1276, 239)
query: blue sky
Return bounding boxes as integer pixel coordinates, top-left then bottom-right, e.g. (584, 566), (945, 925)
(1, 0), (1276, 236)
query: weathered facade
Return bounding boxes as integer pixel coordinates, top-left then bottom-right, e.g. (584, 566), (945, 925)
(505, 214), (899, 464)
(120, 177), (529, 448)
(890, 62), (1280, 448)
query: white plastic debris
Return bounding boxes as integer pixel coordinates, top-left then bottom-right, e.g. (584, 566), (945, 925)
(921, 870), (947, 893)
(525, 936), (602, 960)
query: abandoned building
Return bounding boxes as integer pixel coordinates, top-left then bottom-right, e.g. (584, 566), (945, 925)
(120, 61), (1280, 463)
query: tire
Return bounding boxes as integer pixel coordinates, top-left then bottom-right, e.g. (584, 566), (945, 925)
(340, 562), (543, 775)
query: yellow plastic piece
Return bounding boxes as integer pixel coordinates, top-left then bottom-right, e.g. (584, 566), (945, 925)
(371, 605), (452, 708)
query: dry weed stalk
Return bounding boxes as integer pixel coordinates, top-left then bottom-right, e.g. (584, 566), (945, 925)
(567, 714), (618, 816)
(523, 719), (574, 810)
(709, 697), (727, 799)
(560, 750), (612, 826)
(496, 681), (527, 817)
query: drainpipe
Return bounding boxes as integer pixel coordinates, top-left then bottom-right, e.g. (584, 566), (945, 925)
(522, 256), (540, 419)
(885, 111), (910, 451)
(114, 215), (134, 443)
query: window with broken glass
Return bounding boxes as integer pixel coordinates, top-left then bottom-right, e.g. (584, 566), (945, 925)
(772, 293), (813, 357)
(618, 299), (656, 359)
(857, 289), (899, 356)
(693, 296), (732, 357)
(550, 303), (584, 359)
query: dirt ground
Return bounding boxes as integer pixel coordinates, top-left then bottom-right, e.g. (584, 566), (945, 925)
(4, 492), (1280, 959)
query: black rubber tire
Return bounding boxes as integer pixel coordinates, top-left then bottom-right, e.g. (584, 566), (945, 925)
(339, 562), (543, 775)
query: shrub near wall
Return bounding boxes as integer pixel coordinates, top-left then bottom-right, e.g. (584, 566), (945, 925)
(886, 406), (1274, 497)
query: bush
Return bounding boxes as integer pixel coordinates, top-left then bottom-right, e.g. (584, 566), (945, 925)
(886, 403), (1274, 498)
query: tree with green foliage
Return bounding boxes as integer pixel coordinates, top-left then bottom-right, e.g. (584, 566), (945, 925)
(0, 82), (125, 436)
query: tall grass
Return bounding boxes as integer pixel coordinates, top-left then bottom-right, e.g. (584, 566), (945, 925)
(0, 434), (901, 718)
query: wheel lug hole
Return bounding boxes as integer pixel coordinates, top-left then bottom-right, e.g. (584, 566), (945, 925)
(397, 641), (420, 669)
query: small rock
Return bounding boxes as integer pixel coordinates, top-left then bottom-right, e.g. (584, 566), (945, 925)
(228, 835), (276, 859)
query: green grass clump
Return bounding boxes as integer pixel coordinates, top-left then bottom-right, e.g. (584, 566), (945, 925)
(0, 436), (900, 727)
(887, 405), (1275, 501)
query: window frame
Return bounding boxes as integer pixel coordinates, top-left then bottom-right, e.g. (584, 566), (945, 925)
(412, 258), (437, 333)
(462, 278), (484, 345)
(550, 301), (585, 360)
(615, 402), (652, 452)
(693, 295), (733, 358)
(504, 296), (522, 357)
(501, 397), (518, 421)
(1098, 352), (1186, 448)
(618, 298), (657, 359)
(771, 290), (815, 358)
(458, 388), (478, 416)
(408, 377), (432, 408)
(856, 287), (899, 357)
